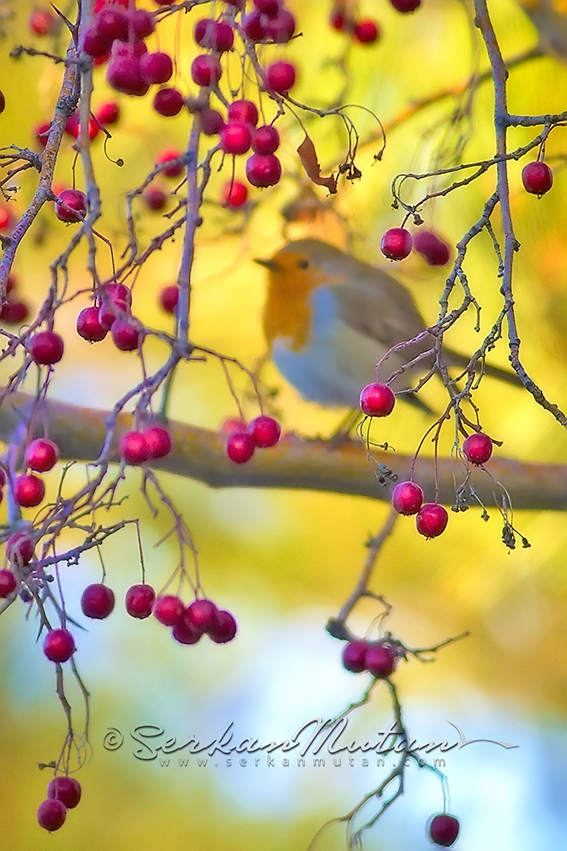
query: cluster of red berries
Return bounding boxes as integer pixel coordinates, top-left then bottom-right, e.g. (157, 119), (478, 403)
(330, 7), (381, 43)
(35, 100), (120, 150)
(37, 776), (82, 833)
(8, 438), (60, 512)
(0, 273), (30, 326)
(119, 425), (173, 464)
(342, 638), (399, 678)
(76, 282), (143, 352)
(223, 415), (281, 463)
(380, 227), (451, 265)
(80, 582), (237, 643)
(0, 529), (36, 599)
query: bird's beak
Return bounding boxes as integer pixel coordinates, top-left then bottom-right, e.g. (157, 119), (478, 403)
(253, 257), (279, 270)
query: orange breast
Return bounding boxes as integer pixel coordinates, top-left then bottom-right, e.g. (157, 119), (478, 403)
(263, 266), (317, 352)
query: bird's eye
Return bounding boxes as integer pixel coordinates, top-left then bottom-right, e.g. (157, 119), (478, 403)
(298, 259), (309, 269)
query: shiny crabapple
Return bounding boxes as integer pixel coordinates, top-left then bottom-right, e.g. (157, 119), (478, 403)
(264, 8), (296, 42)
(14, 473), (45, 507)
(208, 609), (237, 643)
(428, 813), (460, 847)
(153, 595), (184, 627)
(80, 583), (115, 619)
(54, 189), (87, 223)
(107, 53), (150, 97)
(125, 583), (156, 619)
(185, 599), (218, 634)
(365, 643), (397, 678)
(172, 612), (202, 645)
(391, 480), (424, 515)
(25, 438), (59, 472)
(220, 122), (253, 155)
(342, 640), (368, 673)
(354, 19), (381, 44)
(228, 99), (259, 126)
(7, 530), (35, 565)
(77, 306), (108, 342)
(153, 87), (185, 117)
(157, 149), (184, 178)
(413, 230), (451, 266)
(416, 503), (448, 538)
(225, 431), (255, 463)
(0, 569), (17, 598)
(47, 776), (82, 809)
(380, 227), (413, 260)
(247, 415), (281, 447)
(194, 18), (234, 51)
(37, 799), (67, 832)
(222, 181), (248, 208)
(119, 430), (152, 464)
(144, 426), (173, 459)
(243, 10), (268, 41)
(521, 161), (553, 196)
(140, 51), (173, 85)
(199, 108), (224, 136)
(143, 184), (168, 211)
(245, 153), (282, 187)
(96, 100), (120, 126)
(359, 382), (395, 417)
(29, 330), (64, 365)
(111, 318), (142, 351)
(265, 60), (296, 94)
(252, 125), (280, 155)
(389, 0), (422, 11)
(29, 7), (58, 36)
(191, 54), (222, 87)
(462, 432), (493, 465)
(43, 628), (76, 663)
(130, 8), (155, 40)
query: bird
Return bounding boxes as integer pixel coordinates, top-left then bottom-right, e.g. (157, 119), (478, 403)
(255, 238), (519, 413)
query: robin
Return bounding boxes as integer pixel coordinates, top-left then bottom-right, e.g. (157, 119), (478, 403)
(255, 238), (519, 412)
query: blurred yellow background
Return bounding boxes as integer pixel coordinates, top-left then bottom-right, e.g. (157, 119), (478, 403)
(1, 0), (567, 849)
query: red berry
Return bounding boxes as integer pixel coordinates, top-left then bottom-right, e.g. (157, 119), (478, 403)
(416, 503), (448, 538)
(25, 438), (59, 472)
(55, 189), (87, 223)
(77, 306), (108, 342)
(199, 107), (224, 136)
(266, 60), (296, 94)
(140, 51), (173, 85)
(220, 122), (252, 155)
(107, 52), (149, 97)
(29, 330), (64, 365)
(242, 10), (268, 41)
(65, 113), (100, 141)
(157, 149), (184, 178)
(154, 595), (184, 627)
(222, 181), (248, 208)
(37, 799), (67, 832)
(228, 100), (259, 127)
(144, 426), (172, 459)
(380, 227), (413, 260)
(365, 643), (396, 678)
(96, 7), (129, 41)
(82, 26), (113, 58)
(172, 612), (202, 645)
(521, 161), (553, 196)
(389, 0), (422, 11)
(96, 100), (120, 126)
(428, 813), (460, 847)
(194, 19), (234, 51)
(130, 9), (155, 39)
(185, 598), (218, 634)
(391, 480), (424, 515)
(359, 382), (395, 417)
(14, 473), (45, 507)
(252, 125), (280, 155)
(330, 9), (349, 31)
(0, 569), (16, 598)
(342, 640), (368, 673)
(413, 230), (451, 266)
(0, 205), (12, 231)
(125, 583), (156, 619)
(221, 418), (247, 434)
(153, 87), (185, 117)
(35, 121), (51, 148)
(248, 415), (281, 447)
(111, 318), (142, 351)
(225, 431), (255, 463)
(81, 583), (115, 619)
(264, 8), (296, 42)
(159, 285), (179, 315)
(354, 19), (380, 44)
(7, 531), (35, 565)
(43, 628), (75, 663)
(29, 8), (57, 36)
(245, 153), (282, 187)
(120, 430), (152, 464)
(209, 609), (237, 643)
(47, 776), (82, 809)
(462, 432), (493, 465)
(191, 54), (222, 87)
(1, 297), (30, 325)
(143, 184), (168, 211)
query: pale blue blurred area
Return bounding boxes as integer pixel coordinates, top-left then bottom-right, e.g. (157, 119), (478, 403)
(4, 595), (566, 849)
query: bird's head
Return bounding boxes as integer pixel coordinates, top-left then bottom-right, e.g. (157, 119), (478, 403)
(254, 239), (346, 294)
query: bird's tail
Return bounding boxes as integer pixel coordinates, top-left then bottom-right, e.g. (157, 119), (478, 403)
(443, 347), (522, 388)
